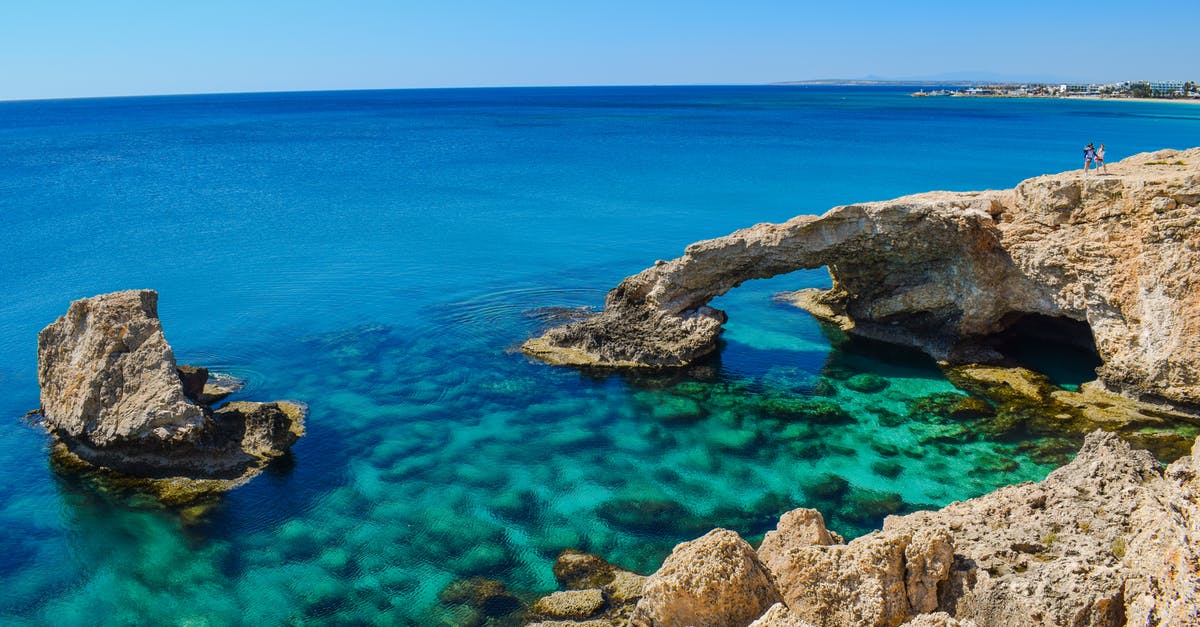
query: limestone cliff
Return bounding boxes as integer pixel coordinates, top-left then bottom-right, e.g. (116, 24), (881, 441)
(36, 290), (305, 503)
(524, 148), (1200, 407)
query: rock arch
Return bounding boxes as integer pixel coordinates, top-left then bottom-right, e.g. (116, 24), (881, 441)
(524, 149), (1200, 407)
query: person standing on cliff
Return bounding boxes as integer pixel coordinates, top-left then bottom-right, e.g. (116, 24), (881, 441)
(1083, 143), (1096, 174)
(1096, 143), (1108, 174)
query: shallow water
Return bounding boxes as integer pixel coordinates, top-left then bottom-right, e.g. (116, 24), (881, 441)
(1, 87), (1198, 624)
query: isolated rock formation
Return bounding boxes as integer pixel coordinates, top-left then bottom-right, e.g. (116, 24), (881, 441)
(37, 290), (305, 503)
(524, 148), (1200, 406)
(587, 431), (1200, 626)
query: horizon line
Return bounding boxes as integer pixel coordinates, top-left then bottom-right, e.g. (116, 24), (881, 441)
(4, 77), (1194, 105)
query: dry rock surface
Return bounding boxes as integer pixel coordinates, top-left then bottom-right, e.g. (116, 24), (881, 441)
(36, 289), (305, 504)
(524, 148), (1200, 407)
(582, 431), (1200, 626)
(632, 529), (782, 627)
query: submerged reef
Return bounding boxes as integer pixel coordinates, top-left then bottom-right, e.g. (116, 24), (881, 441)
(531, 431), (1200, 626)
(524, 148), (1200, 408)
(36, 289), (305, 504)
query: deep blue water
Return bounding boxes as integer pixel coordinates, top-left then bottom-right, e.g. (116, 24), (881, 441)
(1, 86), (1198, 624)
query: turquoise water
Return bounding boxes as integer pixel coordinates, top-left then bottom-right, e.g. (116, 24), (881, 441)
(1, 87), (1198, 624)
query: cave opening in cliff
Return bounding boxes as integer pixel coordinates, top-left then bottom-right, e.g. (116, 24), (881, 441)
(992, 313), (1103, 389)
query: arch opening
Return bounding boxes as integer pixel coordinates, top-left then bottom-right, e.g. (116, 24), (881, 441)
(989, 313), (1103, 389)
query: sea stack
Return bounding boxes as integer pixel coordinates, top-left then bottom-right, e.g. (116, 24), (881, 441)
(524, 148), (1200, 408)
(36, 289), (305, 503)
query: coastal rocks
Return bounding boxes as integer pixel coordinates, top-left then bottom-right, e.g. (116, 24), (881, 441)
(1123, 437), (1200, 625)
(761, 524), (953, 626)
(522, 294), (727, 368)
(530, 589), (606, 620)
(587, 430), (1200, 626)
(838, 430), (1199, 625)
(900, 613), (975, 627)
(524, 148), (1200, 407)
(526, 549), (647, 625)
(632, 529), (782, 626)
(756, 508), (841, 576)
(36, 290), (306, 504)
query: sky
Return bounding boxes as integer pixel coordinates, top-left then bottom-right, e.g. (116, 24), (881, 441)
(1, 0), (1197, 100)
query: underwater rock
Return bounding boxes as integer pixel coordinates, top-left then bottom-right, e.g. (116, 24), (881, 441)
(870, 441), (901, 457)
(553, 549), (618, 590)
(871, 460), (904, 479)
(525, 149), (1200, 407)
(35, 290), (306, 504)
(811, 378), (838, 397)
(948, 396), (993, 421)
(947, 364), (1200, 461)
(632, 529), (782, 627)
(803, 474), (849, 501)
(764, 397), (854, 425)
(842, 488), (905, 524)
(437, 576), (524, 619)
(906, 392), (969, 424)
(596, 497), (706, 536)
(844, 373), (890, 394)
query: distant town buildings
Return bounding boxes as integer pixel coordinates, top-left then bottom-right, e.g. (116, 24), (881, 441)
(912, 81), (1198, 100)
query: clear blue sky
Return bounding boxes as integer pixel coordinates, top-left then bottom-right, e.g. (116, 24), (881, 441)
(1, 0), (1196, 100)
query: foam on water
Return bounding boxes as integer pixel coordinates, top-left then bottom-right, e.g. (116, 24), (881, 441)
(1, 87), (1198, 623)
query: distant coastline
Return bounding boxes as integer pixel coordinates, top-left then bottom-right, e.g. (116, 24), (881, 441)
(952, 93), (1200, 105)
(777, 78), (1200, 104)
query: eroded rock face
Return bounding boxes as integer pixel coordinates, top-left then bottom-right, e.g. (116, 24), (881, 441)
(37, 290), (305, 502)
(525, 149), (1200, 406)
(762, 523), (953, 627)
(38, 290), (207, 448)
(632, 528), (782, 627)
(756, 508), (841, 578)
(820, 431), (1197, 626)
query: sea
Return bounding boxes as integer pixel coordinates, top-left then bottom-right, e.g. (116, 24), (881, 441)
(1, 86), (1198, 625)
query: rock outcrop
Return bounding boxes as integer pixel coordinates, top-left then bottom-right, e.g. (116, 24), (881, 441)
(36, 290), (305, 504)
(631, 529), (782, 627)
(581, 431), (1200, 626)
(527, 549), (647, 626)
(524, 149), (1200, 407)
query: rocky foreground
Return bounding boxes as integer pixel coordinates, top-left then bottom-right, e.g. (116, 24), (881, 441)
(521, 431), (1199, 626)
(36, 290), (305, 504)
(524, 148), (1200, 407)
